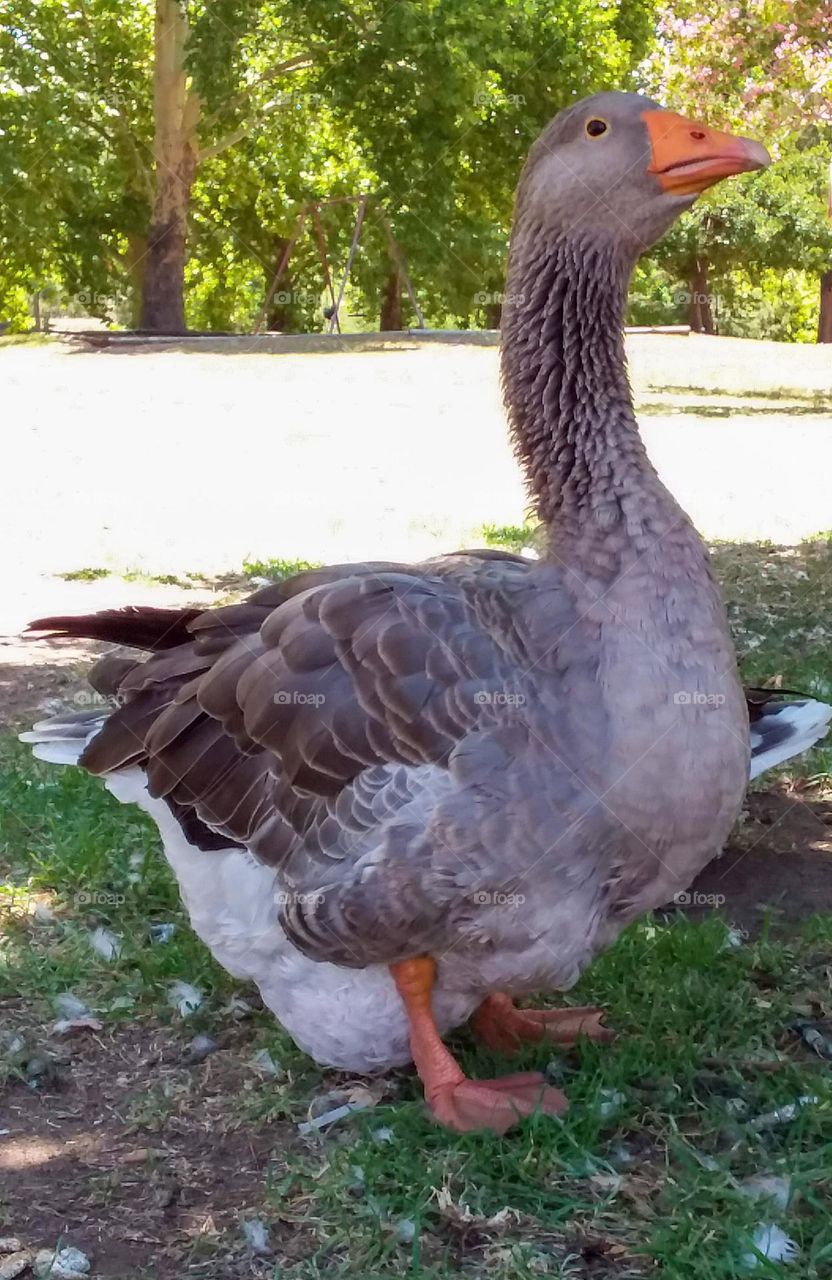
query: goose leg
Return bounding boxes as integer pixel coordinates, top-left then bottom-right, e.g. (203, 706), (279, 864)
(390, 957), (568, 1133)
(471, 993), (612, 1054)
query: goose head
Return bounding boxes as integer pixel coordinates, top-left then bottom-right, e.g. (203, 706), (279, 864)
(516, 90), (770, 257)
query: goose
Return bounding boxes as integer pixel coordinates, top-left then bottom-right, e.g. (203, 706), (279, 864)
(22, 92), (831, 1134)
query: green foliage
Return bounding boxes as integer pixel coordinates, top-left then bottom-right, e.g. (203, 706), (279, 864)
(641, 0), (832, 341)
(0, 0), (659, 332)
(1, 0), (827, 339)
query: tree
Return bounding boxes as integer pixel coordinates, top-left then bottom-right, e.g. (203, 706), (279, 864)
(0, 0), (152, 326)
(0, 0), (320, 332)
(643, 0), (832, 340)
(1, 0), (659, 333)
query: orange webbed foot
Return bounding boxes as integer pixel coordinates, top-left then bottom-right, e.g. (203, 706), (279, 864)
(390, 958), (571, 1134)
(472, 994), (613, 1054)
(427, 1070), (568, 1134)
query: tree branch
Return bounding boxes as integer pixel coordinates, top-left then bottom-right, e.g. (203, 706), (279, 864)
(199, 52), (319, 131)
(198, 95), (290, 162)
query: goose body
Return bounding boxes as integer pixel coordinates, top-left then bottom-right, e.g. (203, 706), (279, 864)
(24, 581), (831, 1076)
(21, 93), (831, 1126)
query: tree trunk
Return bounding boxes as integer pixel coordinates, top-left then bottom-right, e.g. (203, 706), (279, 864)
(818, 270), (832, 343)
(379, 265), (403, 330)
(265, 237), (296, 331)
(126, 233), (148, 328)
(688, 258), (715, 334)
(140, 0), (200, 333)
(484, 301), (502, 329)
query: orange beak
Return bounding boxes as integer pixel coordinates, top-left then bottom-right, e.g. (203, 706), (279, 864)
(642, 109), (770, 196)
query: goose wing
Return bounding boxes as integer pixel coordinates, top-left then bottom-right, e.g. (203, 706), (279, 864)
(55, 552), (551, 965)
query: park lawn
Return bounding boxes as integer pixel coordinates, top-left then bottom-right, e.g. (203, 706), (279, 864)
(1, 533), (832, 1278)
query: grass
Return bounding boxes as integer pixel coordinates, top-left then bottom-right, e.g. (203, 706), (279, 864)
(2, 534), (832, 1276)
(0, 332), (54, 348)
(53, 557), (322, 592)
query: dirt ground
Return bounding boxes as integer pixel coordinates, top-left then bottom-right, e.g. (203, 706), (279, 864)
(0, 1015), (307, 1279)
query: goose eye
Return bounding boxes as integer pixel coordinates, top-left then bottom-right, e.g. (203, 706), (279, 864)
(585, 118), (608, 138)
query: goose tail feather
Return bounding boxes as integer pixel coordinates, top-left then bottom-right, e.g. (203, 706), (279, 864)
(26, 606), (201, 651)
(19, 710), (109, 766)
(749, 697), (832, 780)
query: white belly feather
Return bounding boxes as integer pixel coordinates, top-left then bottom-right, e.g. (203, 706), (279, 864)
(104, 769), (476, 1072)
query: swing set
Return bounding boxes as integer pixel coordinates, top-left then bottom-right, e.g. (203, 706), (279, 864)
(253, 194), (426, 334)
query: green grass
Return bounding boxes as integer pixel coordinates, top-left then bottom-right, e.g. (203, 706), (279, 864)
(2, 752), (832, 1275)
(3, 535), (832, 1275)
(240, 555), (321, 581)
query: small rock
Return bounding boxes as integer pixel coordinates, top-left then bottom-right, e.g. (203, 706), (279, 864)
(250, 1048), (279, 1076)
(394, 1218), (416, 1245)
(794, 1020), (832, 1060)
(0, 1252), (34, 1279)
(54, 993), (90, 1021)
(149, 923), (176, 945)
(741, 1224), (799, 1269)
(597, 1088), (626, 1118)
(372, 1126), (394, 1144)
(25, 1054), (60, 1088)
(32, 902), (56, 923)
(184, 1033), (218, 1064)
(89, 926), (121, 961)
(167, 981), (203, 1016)
(0, 1242), (23, 1256)
(34, 1247), (91, 1279)
(241, 1219), (271, 1255)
